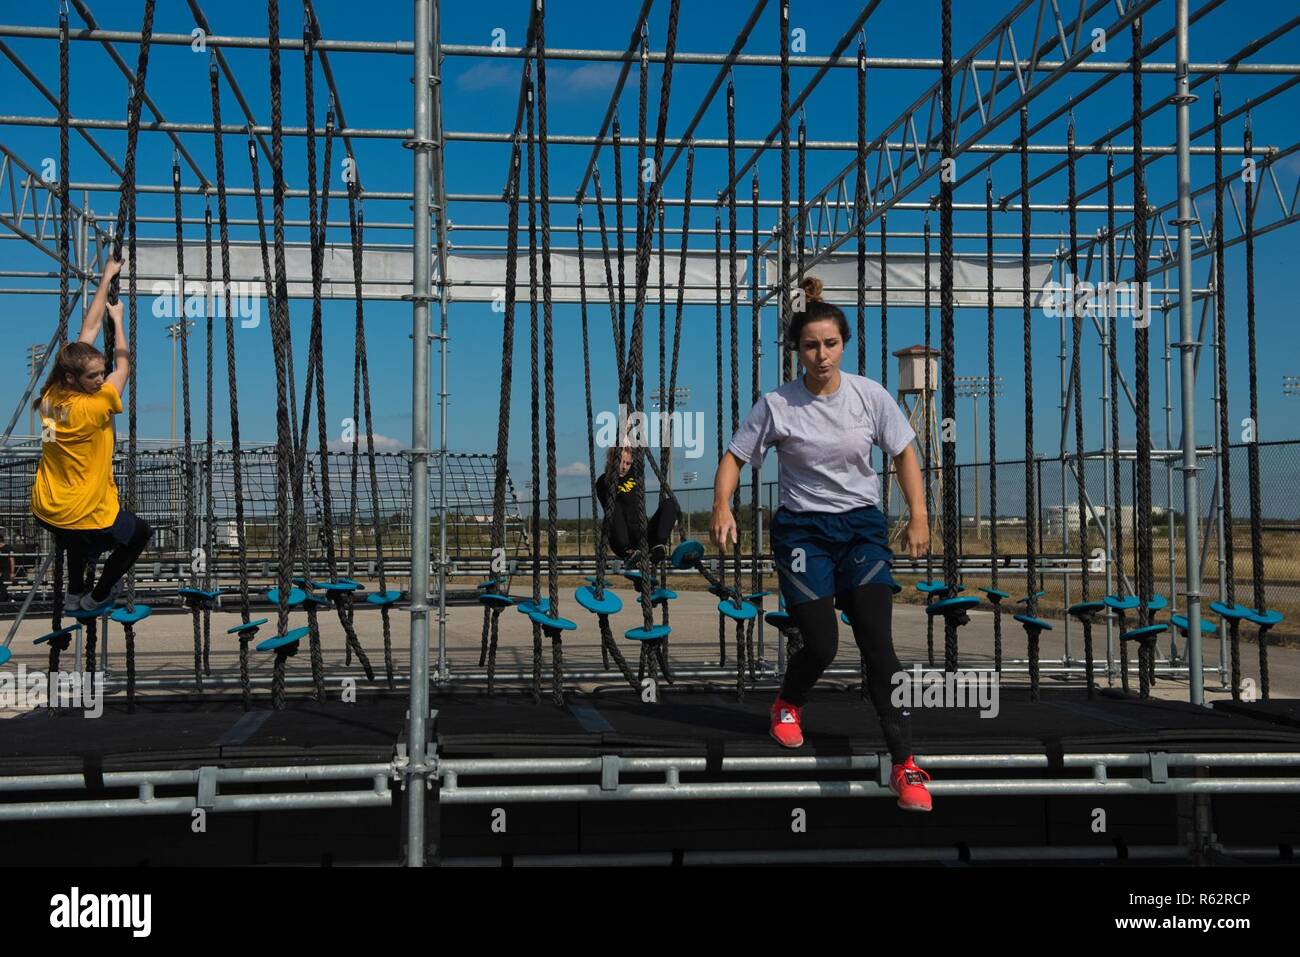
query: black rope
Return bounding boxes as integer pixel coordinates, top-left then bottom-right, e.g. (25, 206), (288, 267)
(923, 220), (935, 668)
(524, 69), (543, 703)
(536, 1), (566, 707)
(1211, 85), (1240, 699)
(485, 137), (522, 675)
(591, 168), (626, 387)
(1243, 117), (1270, 699)
(727, 80), (748, 690)
(778, 0), (792, 383)
(266, 0), (295, 651)
(715, 209), (726, 668)
(104, 0), (155, 362)
(856, 38), (867, 376)
(203, 195), (215, 675)
(211, 67), (251, 632)
(56, 8), (70, 344)
(613, 118), (627, 364)
(1106, 148), (1128, 692)
(880, 211), (890, 520)
(749, 170), (762, 658)
(300, 30), (329, 698)
(172, 156), (203, 690)
(986, 177), (1002, 674)
(939, 0), (959, 673)
(1019, 103), (1042, 700)
(623, 0), (682, 673)
(1067, 117), (1094, 697)
(1132, 15), (1154, 655)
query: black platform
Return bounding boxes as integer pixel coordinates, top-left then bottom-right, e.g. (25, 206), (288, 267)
(0, 688), (1297, 864)
(433, 685), (1300, 760)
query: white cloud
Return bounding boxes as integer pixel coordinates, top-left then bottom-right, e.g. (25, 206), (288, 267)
(454, 60), (517, 93)
(556, 461), (590, 477)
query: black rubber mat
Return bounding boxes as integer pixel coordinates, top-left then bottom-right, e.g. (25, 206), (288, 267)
(1212, 698), (1300, 729)
(4, 686), (1298, 779)
(433, 685), (1300, 759)
(0, 694), (408, 775)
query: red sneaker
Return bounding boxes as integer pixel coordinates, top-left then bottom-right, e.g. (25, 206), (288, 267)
(769, 697), (804, 748)
(889, 756), (933, 812)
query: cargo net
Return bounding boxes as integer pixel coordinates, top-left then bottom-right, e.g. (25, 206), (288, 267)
(0, 446), (525, 601)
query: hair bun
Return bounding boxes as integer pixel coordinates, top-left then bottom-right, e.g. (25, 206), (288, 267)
(800, 275), (823, 302)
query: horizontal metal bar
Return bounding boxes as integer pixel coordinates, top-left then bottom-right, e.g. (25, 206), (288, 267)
(439, 751), (1300, 777)
(0, 763), (393, 792)
(0, 788), (391, 821)
(450, 131), (1261, 156)
(0, 114), (410, 139)
(436, 777), (1300, 804)
(0, 25), (1295, 74)
(0, 24), (411, 53)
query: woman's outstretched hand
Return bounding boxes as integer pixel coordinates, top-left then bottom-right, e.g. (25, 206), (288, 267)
(103, 254), (124, 282)
(710, 505), (737, 550)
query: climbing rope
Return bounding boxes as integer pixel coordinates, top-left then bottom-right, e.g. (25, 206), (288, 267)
(855, 37), (867, 376)
(1211, 84), (1240, 699)
(1242, 117), (1271, 698)
(1067, 116), (1095, 696)
(939, 0), (959, 673)
(986, 177), (1002, 674)
(210, 61), (254, 714)
(1020, 104), (1041, 698)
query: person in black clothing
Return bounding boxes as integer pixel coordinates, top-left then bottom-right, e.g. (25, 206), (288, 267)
(595, 446), (680, 564)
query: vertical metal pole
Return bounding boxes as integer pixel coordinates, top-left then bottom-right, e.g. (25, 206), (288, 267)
(406, 0), (434, 867)
(1173, 0), (1204, 707)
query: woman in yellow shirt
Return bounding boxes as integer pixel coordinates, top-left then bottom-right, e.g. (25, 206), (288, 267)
(31, 255), (153, 614)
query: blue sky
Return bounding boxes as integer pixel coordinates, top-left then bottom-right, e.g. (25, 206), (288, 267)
(1, 0), (1298, 503)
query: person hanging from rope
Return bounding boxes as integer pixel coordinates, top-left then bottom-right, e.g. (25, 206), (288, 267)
(30, 254), (153, 614)
(710, 276), (934, 812)
(596, 444), (681, 566)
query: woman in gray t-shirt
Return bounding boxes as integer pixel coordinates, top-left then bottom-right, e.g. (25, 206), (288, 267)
(710, 276), (935, 812)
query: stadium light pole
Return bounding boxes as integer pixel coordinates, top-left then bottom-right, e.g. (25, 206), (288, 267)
(955, 374), (1003, 539)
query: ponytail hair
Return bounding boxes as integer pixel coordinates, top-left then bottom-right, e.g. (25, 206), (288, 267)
(785, 275), (852, 349)
(32, 341), (104, 410)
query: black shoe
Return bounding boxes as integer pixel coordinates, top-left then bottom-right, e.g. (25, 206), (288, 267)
(622, 549), (643, 569)
(650, 543), (667, 564)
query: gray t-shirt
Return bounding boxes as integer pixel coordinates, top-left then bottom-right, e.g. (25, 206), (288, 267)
(727, 372), (916, 513)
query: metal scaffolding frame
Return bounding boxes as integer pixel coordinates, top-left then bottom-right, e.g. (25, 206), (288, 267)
(1, 0), (1298, 866)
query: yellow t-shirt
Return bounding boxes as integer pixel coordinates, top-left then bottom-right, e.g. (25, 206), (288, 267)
(31, 382), (121, 530)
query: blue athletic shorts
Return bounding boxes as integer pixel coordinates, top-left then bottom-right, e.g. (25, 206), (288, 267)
(771, 505), (899, 609)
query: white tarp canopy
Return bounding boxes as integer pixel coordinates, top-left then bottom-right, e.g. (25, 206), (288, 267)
(125, 240), (744, 303)
(762, 252), (1053, 308)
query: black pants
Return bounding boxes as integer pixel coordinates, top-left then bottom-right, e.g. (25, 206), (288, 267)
(781, 583), (913, 764)
(608, 497), (680, 558)
(40, 511), (153, 601)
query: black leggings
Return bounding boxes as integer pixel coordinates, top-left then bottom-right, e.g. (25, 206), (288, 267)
(781, 583), (913, 764)
(57, 518), (153, 600)
(609, 498), (680, 558)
